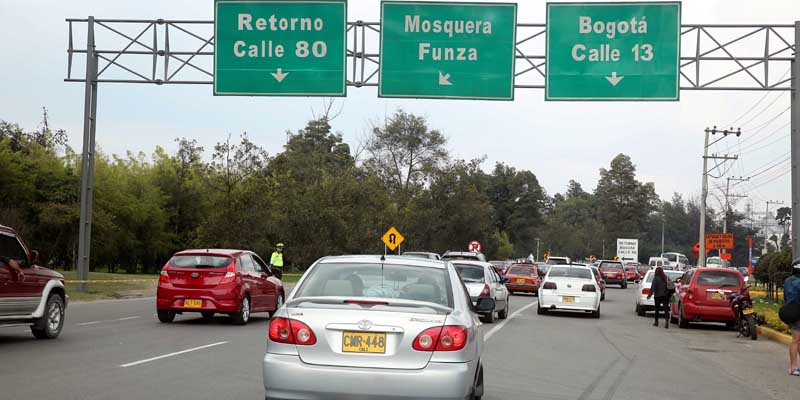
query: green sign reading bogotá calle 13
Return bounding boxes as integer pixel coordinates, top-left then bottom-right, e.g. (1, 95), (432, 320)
(379, 2), (517, 100)
(546, 2), (681, 101)
(214, 0), (346, 96)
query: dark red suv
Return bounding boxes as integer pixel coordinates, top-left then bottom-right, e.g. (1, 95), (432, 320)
(156, 249), (285, 325)
(0, 225), (67, 339)
(671, 267), (744, 328)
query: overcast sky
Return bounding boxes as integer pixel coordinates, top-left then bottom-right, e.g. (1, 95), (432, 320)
(1, 0), (796, 220)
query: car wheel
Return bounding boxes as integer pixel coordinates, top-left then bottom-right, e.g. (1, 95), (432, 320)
(636, 304), (646, 317)
(201, 311), (215, 321)
(481, 311), (495, 324)
(678, 304), (689, 329)
(591, 306), (600, 319)
(498, 299), (509, 319)
(31, 294), (65, 339)
(600, 292), (605, 301)
(230, 296), (250, 325)
(157, 310), (176, 323)
(621, 282), (627, 289)
(470, 365), (484, 400)
(537, 303), (547, 315)
(269, 294), (284, 319)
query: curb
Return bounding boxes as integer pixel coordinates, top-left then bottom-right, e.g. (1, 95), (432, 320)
(757, 326), (792, 345)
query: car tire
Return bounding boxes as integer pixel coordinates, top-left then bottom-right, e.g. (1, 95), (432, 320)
(498, 299), (509, 320)
(621, 282), (627, 289)
(201, 311), (215, 321)
(269, 294), (284, 319)
(636, 304), (647, 317)
(31, 294), (65, 339)
(678, 304), (689, 329)
(481, 311), (495, 324)
(230, 296), (251, 325)
(470, 365), (484, 400)
(600, 292), (605, 301)
(591, 306), (600, 319)
(537, 303), (547, 315)
(157, 310), (176, 323)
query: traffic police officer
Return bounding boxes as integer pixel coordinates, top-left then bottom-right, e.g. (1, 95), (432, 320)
(270, 243), (285, 269)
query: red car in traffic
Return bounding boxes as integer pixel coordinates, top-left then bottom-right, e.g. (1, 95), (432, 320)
(598, 260), (627, 288)
(624, 264), (640, 282)
(504, 264), (540, 295)
(671, 267), (744, 328)
(157, 249), (284, 325)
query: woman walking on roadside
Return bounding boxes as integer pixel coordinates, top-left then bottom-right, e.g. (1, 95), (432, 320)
(647, 267), (672, 329)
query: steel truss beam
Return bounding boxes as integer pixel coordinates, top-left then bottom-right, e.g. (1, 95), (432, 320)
(66, 19), (795, 91)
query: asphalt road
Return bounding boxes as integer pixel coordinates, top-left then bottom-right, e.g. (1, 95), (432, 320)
(0, 285), (796, 400)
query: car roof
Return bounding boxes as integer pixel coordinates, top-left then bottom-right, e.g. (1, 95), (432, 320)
(175, 249), (248, 257)
(443, 251), (482, 256)
(0, 225), (15, 234)
(403, 251), (437, 255)
(316, 255), (448, 269)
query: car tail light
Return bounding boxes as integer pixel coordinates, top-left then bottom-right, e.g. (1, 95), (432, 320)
(479, 284), (491, 298)
(641, 288), (650, 296)
(413, 326), (468, 352)
(268, 317), (316, 345)
(582, 284), (596, 292)
(543, 282), (557, 290)
(159, 269), (170, 284)
(219, 262), (237, 284)
(686, 288), (695, 301)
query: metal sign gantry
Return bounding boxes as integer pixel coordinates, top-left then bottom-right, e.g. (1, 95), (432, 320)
(65, 15), (798, 289)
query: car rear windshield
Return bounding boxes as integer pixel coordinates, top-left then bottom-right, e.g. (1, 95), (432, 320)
(507, 266), (537, 276)
(599, 262), (623, 270)
(169, 255), (232, 268)
(548, 267), (592, 279)
(294, 263), (452, 307)
(546, 258), (569, 265)
(453, 264), (485, 283)
(664, 254), (678, 262)
(696, 271), (740, 287)
(645, 271), (684, 283)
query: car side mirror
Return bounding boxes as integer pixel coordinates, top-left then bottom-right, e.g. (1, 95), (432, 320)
(500, 276), (508, 284)
(475, 298), (496, 313)
(272, 268), (283, 280)
(30, 250), (40, 266)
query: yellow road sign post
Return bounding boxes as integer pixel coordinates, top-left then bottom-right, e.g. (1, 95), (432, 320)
(382, 227), (405, 252)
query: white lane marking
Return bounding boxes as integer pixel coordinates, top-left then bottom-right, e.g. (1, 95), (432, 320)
(484, 300), (538, 341)
(120, 341), (230, 368)
(76, 316), (141, 326)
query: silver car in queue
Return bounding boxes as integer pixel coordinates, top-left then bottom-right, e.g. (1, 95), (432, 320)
(262, 255), (489, 400)
(450, 260), (510, 324)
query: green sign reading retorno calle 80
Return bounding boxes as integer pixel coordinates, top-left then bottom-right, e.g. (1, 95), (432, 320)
(546, 2), (681, 101)
(379, 2), (517, 100)
(214, 0), (346, 96)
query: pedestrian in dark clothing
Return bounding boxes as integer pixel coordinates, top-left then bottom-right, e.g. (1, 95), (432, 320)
(647, 267), (671, 329)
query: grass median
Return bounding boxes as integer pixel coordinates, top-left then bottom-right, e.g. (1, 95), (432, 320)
(58, 270), (304, 302)
(752, 297), (791, 335)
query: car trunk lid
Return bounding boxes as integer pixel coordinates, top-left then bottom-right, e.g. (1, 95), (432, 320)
(285, 301), (449, 370)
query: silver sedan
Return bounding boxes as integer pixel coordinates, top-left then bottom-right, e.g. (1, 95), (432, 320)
(262, 255), (488, 400)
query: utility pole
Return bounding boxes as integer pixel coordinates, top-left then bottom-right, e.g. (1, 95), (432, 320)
(699, 126), (740, 268)
(723, 176), (749, 234)
(765, 200), (785, 252)
(661, 217), (665, 256)
(792, 20), (799, 259)
(534, 238), (541, 262)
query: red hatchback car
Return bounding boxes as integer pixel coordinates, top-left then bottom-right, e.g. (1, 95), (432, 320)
(157, 249), (284, 325)
(671, 267), (744, 328)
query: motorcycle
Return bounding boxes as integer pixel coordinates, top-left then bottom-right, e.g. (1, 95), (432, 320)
(726, 287), (758, 340)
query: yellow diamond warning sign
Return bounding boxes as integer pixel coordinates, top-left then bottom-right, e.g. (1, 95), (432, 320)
(382, 227), (405, 251)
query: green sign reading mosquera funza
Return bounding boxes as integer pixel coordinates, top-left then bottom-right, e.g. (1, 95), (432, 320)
(214, 0), (346, 96)
(379, 2), (517, 100)
(546, 2), (681, 101)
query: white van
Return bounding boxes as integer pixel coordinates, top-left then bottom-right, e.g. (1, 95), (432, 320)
(648, 257), (669, 268)
(661, 252), (689, 271)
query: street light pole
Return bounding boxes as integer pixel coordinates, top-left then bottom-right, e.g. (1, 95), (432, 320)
(792, 20), (800, 258)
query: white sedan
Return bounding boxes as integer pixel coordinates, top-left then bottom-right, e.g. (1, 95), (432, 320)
(538, 265), (601, 318)
(635, 269), (684, 316)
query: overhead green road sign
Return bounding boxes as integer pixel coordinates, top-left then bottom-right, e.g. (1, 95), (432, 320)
(379, 1), (517, 100)
(546, 2), (681, 101)
(214, 0), (346, 96)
